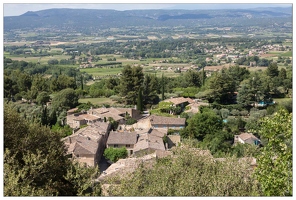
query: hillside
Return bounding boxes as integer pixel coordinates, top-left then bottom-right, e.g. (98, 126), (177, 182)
(4, 7), (292, 32)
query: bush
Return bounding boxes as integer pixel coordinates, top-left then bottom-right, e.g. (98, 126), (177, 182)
(240, 110), (249, 116)
(126, 118), (137, 125)
(103, 147), (128, 163)
(230, 109), (240, 116)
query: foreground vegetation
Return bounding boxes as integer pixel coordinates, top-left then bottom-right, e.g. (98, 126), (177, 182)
(4, 104), (101, 196)
(103, 109), (292, 196)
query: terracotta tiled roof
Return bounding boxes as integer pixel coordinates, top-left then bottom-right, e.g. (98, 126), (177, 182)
(100, 112), (124, 121)
(149, 129), (166, 137)
(62, 121), (110, 155)
(133, 133), (165, 153)
(67, 108), (78, 113)
(92, 107), (110, 114)
(115, 108), (133, 113)
(73, 114), (100, 121)
(107, 131), (137, 145)
(163, 97), (194, 105)
(74, 121), (110, 136)
(73, 136), (98, 155)
(149, 115), (186, 126)
(107, 107), (125, 115)
(238, 133), (259, 142)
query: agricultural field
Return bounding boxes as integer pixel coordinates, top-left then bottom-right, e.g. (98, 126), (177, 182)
(5, 54), (72, 64)
(78, 97), (117, 106)
(80, 66), (123, 77)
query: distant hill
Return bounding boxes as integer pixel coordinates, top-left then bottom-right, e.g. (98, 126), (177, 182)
(4, 7), (292, 32)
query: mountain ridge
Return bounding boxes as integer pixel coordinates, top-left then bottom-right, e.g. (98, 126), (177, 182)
(4, 7), (292, 32)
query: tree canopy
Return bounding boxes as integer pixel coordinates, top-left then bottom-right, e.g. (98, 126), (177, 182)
(254, 109), (292, 196)
(119, 65), (144, 105)
(4, 104), (101, 196)
(105, 145), (260, 196)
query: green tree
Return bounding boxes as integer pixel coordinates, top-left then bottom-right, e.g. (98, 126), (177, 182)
(184, 70), (201, 87)
(207, 69), (236, 104)
(50, 75), (77, 92)
(266, 62), (279, 78)
(183, 109), (223, 140)
(48, 59), (59, 65)
(227, 65), (250, 86)
(4, 104), (101, 196)
(31, 74), (49, 92)
(136, 88), (143, 111)
(142, 74), (159, 106)
(161, 73), (165, 100)
(51, 88), (79, 111)
(80, 75), (84, 90)
(237, 82), (255, 108)
(64, 162), (101, 196)
(36, 91), (50, 105)
(254, 109), (292, 196)
(103, 147), (128, 163)
(4, 75), (18, 98)
(120, 65), (144, 105)
(4, 104), (73, 195)
(106, 77), (119, 90)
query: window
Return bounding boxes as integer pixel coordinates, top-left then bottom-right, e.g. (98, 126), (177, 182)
(114, 144), (118, 147)
(126, 144), (130, 147)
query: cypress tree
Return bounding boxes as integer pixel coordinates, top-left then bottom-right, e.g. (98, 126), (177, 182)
(161, 73), (165, 101)
(136, 88), (143, 111)
(202, 67), (205, 86)
(80, 75), (84, 90)
(41, 106), (48, 126)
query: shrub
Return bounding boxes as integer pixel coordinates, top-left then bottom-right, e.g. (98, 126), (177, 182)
(104, 147), (128, 163)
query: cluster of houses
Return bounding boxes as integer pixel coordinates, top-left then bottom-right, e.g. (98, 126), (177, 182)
(62, 97), (260, 170)
(63, 101), (188, 167)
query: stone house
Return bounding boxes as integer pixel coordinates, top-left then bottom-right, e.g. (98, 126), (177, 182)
(66, 111), (101, 129)
(132, 115), (186, 130)
(149, 115), (186, 130)
(133, 129), (166, 156)
(167, 135), (181, 149)
(163, 97), (195, 113)
(62, 121), (111, 167)
(106, 131), (138, 156)
(234, 132), (261, 145)
(66, 107), (141, 129)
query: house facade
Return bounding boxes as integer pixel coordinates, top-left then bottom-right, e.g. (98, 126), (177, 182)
(149, 115), (186, 130)
(106, 131), (138, 156)
(62, 121), (111, 167)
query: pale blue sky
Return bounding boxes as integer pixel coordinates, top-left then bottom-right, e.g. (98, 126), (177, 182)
(3, 2), (292, 17)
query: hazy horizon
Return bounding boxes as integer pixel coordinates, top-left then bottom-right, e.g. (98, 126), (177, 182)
(3, 3), (292, 17)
